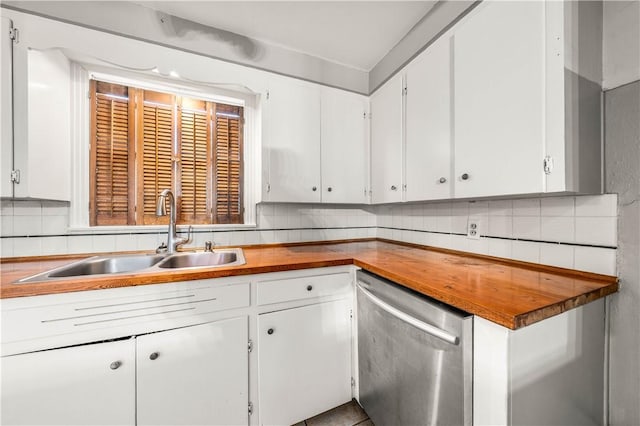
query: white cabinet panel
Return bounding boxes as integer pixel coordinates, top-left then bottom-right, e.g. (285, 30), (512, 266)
(137, 317), (249, 426)
(263, 80), (321, 202)
(1, 17), (13, 198)
(370, 74), (403, 204)
(405, 35), (452, 201)
(12, 47), (71, 200)
(454, 1), (545, 198)
(258, 299), (352, 425)
(1, 339), (135, 426)
(321, 88), (368, 204)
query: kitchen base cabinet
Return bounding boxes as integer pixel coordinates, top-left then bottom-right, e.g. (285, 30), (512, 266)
(1, 339), (136, 426)
(137, 317), (249, 426)
(474, 299), (606, 425)
(257, 299), (352, 426)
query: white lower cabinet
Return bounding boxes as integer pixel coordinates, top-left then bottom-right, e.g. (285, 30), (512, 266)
(137, 317), (248, 426)
(1, 339), (136, 426)
(257, 299), (353, 426)
(1, 317), (249, 426)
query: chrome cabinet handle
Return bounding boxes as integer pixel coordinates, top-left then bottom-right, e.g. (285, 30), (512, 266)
(357, 283), (459, 345)
(110, 361), (122, 370)
(149, 352), (159, 360)
(461, 173), (470, 181)
(390, 185), (397, 191)
(439, 177), (447, 184)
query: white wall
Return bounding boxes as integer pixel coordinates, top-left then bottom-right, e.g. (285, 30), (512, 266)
(603, 0), (640, 90)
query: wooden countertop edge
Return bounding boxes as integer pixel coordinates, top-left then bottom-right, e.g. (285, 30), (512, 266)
(1, 238), (619, 330)
(376, 239), (619, 284)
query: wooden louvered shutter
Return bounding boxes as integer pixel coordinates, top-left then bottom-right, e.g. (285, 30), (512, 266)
(90, 80), (135, 225)
(213, 104), (244, 224)
(137, 90), (175, 225)
(178, 98), (212, 224)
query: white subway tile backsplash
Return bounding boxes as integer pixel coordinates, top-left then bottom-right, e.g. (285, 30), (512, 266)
(468, 201), (489, 216)
(68, 235), (93, 254)
(575, 217), (618, 246)
(574, 246), (617, 275)
(1, 216), (13, 235)
(575, 194), (617, 217)
(465, 237), (489, 255)
(94, 234), (117, 253)
(14, 237), (42, 257)
(1, 238), (14, 257)
(488, 216), (513, 238)
(436, 216), (453, 233)
(42, 236), (69, 255)
(41, 202), (70, 216)
(13, 216), (42, 236)
(489, 200), (513, 216)
(513, 216), (541, 240)
(539, 243), (575, 269)
(512, 241), (540, 263)
(541, 197), (575, 217)
(115, 234), (137, 251)
(13, 201), (42, 216)
(540, 216), (575, 243)
(488, 238), (512, 258)
(513, 199), (541, 216)
(42, 215), (68, 235)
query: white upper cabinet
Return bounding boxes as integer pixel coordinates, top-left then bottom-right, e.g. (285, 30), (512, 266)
(1, 17), (13, 198)
(453, 1), (545, 198)
(370, 74), (404, 204)
(321, 88), (369, 204)
(263, 78), (322, 203)
(405, 35), (452, 201)
(10, 43), (71, 200)
(453, 0), (602, 199)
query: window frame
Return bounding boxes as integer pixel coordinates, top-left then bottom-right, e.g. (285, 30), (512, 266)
(69, 63), (259, 232)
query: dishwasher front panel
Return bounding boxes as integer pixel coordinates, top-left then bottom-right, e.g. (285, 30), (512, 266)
(357, 270), (472, 426)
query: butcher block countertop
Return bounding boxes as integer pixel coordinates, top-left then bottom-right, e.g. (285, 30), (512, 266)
(0, 239), (618, 329)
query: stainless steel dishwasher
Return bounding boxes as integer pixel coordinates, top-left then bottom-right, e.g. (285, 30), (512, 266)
(356, 270), (473, 426)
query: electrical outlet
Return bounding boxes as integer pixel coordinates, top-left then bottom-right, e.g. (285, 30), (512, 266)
(467, 218), (481, 240)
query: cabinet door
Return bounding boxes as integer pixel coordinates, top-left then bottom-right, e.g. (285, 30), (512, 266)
(321, 88), (368, 204)
(12, 47), (71, 200)
(137, 317), (248, 426)
(1, 17), (13, 198)
(263, 79), (321, 202)
(454, 1), (545, 198)
(258, 299), (352, 426)
(370, 74), (403, 204)
(405, 36), (452, 201)
(1, 339), (135, 426)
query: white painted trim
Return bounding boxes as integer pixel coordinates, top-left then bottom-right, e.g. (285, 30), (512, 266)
(68, 61), (259, 230)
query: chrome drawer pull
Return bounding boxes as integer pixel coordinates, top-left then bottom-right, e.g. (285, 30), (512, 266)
(357, 283), (459, 345)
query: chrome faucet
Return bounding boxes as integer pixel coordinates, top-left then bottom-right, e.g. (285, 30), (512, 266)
(156, 189), (191, 254)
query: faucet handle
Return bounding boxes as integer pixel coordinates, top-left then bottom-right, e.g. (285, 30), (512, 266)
(156, 242), (168, 254)
(204, 241), (213, 252)
(185, 225), (193, 244)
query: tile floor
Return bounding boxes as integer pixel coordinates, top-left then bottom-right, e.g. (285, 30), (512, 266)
(294, 400), (373, 426)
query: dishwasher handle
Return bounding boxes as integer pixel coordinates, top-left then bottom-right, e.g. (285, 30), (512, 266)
(357, 283), (460, 345)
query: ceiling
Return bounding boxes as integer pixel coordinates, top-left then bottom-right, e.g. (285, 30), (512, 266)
(135, 1), (438, 71)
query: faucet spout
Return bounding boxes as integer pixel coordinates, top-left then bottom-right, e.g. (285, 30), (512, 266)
(156, 189), (190, 254)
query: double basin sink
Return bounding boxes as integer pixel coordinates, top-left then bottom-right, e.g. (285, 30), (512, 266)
(18, 248), (245, 283)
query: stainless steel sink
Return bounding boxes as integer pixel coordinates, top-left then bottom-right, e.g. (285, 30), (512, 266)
(18, 253), (167, 283)
(157, 249), (245, 269)
(16, 248), (245, 283)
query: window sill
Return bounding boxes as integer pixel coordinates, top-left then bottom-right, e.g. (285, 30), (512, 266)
(68, 223), (258, 235)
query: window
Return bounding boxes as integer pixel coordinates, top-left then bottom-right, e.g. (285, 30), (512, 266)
(89, 80), (244, 226)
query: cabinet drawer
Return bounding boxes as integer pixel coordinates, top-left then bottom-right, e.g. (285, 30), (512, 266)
(1, 281), (250, 353)
(257, 273), (351, 306)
